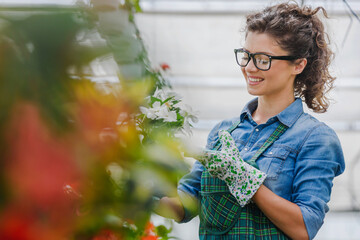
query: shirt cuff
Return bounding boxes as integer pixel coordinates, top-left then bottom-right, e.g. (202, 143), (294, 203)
(299, 203), (327, 239)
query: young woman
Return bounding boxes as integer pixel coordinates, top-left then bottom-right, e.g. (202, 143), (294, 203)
(156, 3), (345, 240)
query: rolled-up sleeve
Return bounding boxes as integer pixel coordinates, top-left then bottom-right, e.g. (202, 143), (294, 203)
(292, 124), (345, 239)
(177, 161), (204, 223)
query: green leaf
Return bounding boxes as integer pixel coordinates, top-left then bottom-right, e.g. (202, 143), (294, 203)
(163, 96), (175, 104)
(150, 96), (162, 104)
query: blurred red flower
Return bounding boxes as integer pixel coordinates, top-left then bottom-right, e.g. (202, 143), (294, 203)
(160, 63), (170, 71)
(6, 102), (81, 208)
(1, 102), (82, 239)
(92, 229), (122, 240)
(0, 206), (71, 240)
(0, 209), (34, 240)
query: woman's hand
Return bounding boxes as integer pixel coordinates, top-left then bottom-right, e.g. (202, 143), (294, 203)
(199, 130), (267, 207)
(153, 196), (185, 222)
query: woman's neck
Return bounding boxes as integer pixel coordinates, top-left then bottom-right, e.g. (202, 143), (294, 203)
(252, 96), (295, 125)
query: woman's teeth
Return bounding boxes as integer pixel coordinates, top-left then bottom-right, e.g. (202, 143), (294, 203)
(248, 77), (263, 82)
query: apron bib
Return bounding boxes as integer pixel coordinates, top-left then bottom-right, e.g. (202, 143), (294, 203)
(199, 120), (291, 240)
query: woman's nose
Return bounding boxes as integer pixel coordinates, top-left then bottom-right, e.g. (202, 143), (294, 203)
(245, 57), (258, 72)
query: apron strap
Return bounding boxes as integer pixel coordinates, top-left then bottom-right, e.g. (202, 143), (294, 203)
(247, 123), (288, 168)
(213, 120), (289, 168)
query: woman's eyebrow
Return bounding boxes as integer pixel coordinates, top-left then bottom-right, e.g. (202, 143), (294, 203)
(243, 48), (276, 55)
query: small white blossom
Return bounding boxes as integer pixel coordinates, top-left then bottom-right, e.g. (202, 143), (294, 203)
(141, 101), (162, 119)
(139, 106), (157, 120)
(153, 87), (166, 101)
(140, 101), (178, 122)
(160, 108), (178, 122)
(175, 102), (199, 123)
(181, 120), (192, 135)
(153, 87), (181, 102)
(139, 87), (198, 134)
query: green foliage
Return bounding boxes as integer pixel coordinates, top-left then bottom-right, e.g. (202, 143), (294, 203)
(0, 7), (109, 132)
(0, 3), (192, 240)
(126, 0), (142, 13)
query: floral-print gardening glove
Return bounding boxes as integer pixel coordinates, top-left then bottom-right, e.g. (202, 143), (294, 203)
(198, 130), (267, 207)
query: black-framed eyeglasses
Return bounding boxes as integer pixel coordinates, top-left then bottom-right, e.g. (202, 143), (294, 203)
(234, 48), (299, 71)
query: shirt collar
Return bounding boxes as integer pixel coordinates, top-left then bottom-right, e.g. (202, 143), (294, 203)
(240, 98), (304, 128)
(240, 98), (257, 123)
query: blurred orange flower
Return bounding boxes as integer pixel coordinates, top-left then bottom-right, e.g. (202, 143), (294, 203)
(75, 82), (123, 150)
(141, 222), (158, 240)
(141, 236), (158, 240)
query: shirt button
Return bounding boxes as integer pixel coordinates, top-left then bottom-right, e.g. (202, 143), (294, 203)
(269, 151), (273, 155)
(255, 128), (259, 132)
(244, 147), (248, 151)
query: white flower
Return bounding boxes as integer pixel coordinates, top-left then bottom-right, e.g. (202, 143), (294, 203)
(173, 101), (199, 135)
(160, 108), (178, 122)
(174, 102), (199, 123)
(140, 101), (178, 122)
(181, 119), (192, 135)
(156, 101), (177, 122)
(140, 87), (199, 134)
(139, 105), (157, 120)
(153, 87), (166, 101)
(140, 102), (162, 119)
(153, 87), (181, 102)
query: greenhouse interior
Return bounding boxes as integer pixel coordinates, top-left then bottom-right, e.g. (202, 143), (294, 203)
(0, 0), (359, 239)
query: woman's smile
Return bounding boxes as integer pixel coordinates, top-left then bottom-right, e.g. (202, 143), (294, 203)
(247, 76), (264, 85)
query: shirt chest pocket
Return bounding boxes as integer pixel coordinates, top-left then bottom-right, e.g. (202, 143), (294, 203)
(258, 146), (291, 180)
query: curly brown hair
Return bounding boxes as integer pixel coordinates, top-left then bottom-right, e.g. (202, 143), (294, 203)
(245, 2), (335, 113)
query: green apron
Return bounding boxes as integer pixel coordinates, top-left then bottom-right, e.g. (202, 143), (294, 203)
(199, 120), (291, 240)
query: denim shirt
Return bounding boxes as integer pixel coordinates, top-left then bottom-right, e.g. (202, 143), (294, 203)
(177, 98), (345, 240)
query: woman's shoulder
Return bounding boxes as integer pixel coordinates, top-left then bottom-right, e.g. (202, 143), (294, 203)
(290, 112), (341, 146)
(294, 112), (345, 176)
(285, 112), (342, 154)
(296, 112), (336, 135)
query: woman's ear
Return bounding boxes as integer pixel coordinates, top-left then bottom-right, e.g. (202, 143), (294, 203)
(293, 58), (307, 75)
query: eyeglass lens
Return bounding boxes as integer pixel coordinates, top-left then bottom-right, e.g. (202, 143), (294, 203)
(237, 50), (270, 71)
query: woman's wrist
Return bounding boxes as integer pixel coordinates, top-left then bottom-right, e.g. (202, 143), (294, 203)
(153, 197), (185, 222)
